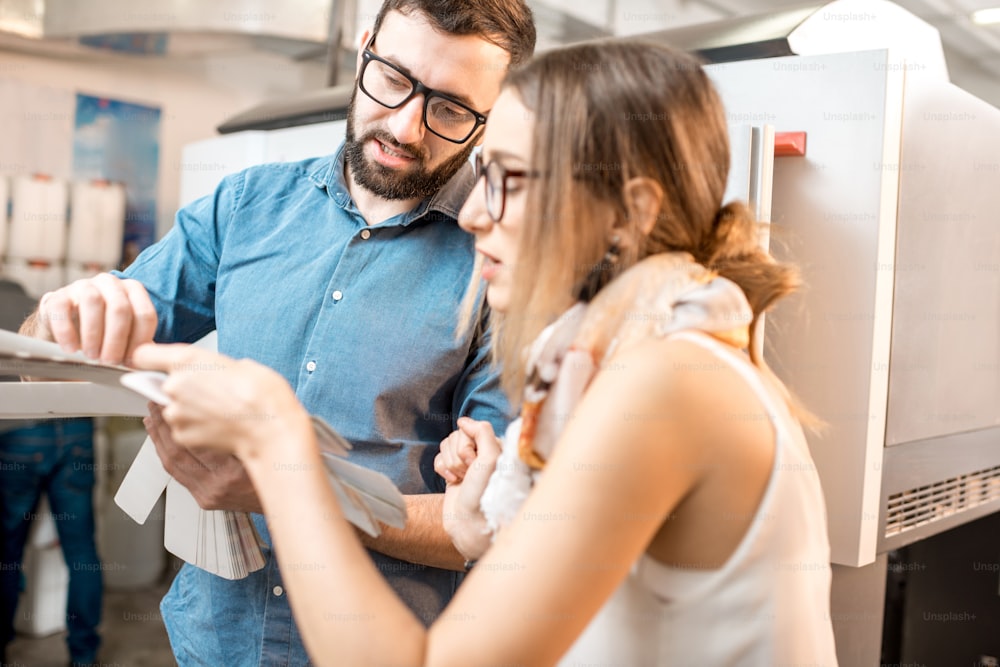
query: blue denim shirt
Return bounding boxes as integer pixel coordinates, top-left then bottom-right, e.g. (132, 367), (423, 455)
(115, 143), (510, 666)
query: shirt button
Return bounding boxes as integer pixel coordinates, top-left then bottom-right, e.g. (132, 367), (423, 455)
(360, 229), (371, 240)
(332, 290), (343, 302)
(306, 361), (317, 372)
(273, 586), (284, 597)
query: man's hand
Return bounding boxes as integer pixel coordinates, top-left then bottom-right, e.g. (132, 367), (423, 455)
(22, 273), (157, 365)
(145, 403), (263, 514)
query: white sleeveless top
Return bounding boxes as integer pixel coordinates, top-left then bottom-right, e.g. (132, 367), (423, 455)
(557, 331), (839, 666)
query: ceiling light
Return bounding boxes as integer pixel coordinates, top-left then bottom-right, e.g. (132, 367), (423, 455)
(971, 7), (1000, 25)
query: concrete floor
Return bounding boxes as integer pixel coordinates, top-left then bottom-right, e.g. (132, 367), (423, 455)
(4, 563), (177, 667)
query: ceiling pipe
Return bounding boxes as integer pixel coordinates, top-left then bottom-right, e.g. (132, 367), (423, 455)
(325, 0), (352, 86)
(0, 0), (331, 43)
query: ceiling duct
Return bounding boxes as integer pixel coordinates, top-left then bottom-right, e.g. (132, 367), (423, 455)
(217, 84), (353, 133)
(0, 0), (343, 62)
(0, 0), (332, 42)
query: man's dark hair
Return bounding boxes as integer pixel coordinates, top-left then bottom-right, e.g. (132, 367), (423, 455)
(373, 0), (536, 68)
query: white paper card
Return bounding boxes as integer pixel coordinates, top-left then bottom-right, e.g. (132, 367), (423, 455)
(113, 437), (170, 524)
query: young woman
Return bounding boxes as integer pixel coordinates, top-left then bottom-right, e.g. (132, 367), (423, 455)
(135, 40), (839, 666)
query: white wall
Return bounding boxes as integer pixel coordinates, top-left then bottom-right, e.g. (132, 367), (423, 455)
(0, 45), (327, 241)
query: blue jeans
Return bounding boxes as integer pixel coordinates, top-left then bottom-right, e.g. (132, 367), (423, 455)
(0, 419), (102, 664)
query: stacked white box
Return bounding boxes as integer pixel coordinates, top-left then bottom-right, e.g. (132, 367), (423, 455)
(7, 175), (68, 298)
(67, 180), (126, 271)
(9, 175), (68, 261)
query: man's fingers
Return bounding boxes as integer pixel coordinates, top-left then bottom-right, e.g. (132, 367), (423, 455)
(144, 404), (170, 444)
(147, 402), (186, 445)
(122, 278), (158, 364)
(86, 273), (135, 363)
(146, 401), (256, 511)
(39, 289), (81, 353)
(147, 403), (207, 480)
(74, 280), (111, 360)
(37, 274), (154, 364)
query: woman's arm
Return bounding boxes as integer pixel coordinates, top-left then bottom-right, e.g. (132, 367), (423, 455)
(243, 417), (430, 665)
(134, 338), (712, 666)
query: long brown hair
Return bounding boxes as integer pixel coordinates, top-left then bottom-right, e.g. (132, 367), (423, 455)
(491, 40), (801, 400)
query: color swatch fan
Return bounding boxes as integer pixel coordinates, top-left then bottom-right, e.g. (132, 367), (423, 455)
(0, 328), (408, 580)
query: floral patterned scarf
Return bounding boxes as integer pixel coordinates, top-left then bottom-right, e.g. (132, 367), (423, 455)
(480, 252), (755, 534)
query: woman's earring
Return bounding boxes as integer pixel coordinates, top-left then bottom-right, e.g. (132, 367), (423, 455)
(574, 234), (623, 302)
(604, 234), (622, 268)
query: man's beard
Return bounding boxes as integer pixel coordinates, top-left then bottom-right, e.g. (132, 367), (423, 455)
(344, 90), (475, 201)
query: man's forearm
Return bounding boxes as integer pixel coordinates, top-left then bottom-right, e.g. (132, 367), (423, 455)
(357, 493), (465, 571)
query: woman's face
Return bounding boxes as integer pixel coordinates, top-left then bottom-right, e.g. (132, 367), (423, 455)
(458, 89), (535, 314)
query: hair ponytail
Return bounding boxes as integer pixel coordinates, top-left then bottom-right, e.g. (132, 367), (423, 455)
(695, 201), (821, 428)
(700, 201), (800, 320)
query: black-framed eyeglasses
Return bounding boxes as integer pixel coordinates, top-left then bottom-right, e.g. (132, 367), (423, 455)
(474, 152), (541, 223)
(359, 34), (488, 144)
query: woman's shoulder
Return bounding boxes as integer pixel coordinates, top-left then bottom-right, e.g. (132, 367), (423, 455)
(598, 332), (744, 398)
(595, 333), (778, 456)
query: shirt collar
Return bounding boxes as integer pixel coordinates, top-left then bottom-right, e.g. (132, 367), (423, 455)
(308, 140), (475, 225)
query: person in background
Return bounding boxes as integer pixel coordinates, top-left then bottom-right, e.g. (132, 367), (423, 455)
(1, 278), (101, 667)
(130, 40), (839, 666)
(19, 1), (535, 664)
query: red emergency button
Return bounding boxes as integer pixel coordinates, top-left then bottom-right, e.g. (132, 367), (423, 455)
(775, 132), (807, 157)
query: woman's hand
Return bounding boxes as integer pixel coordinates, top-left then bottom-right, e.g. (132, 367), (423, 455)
(434, 417), (482, 484)
(440, 418), (502, 561)
(131, 343), (311, 461)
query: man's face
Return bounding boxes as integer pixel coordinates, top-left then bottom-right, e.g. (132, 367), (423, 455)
(345, 10), (510, 201)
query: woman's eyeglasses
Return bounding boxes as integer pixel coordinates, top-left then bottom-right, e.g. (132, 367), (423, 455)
(474, 153), (540, 222)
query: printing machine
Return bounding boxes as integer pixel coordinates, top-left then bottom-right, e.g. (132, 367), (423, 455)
(660, 1), (1000, 662)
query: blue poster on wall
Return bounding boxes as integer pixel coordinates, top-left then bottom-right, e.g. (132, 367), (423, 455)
(73, 94), (161, 267)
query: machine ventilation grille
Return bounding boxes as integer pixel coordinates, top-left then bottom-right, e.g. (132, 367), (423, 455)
(885, 465), (1000, 537)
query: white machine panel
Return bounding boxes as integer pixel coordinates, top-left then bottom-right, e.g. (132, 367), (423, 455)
(708, 49), (905, 566)
(179, 121), (347, 207)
